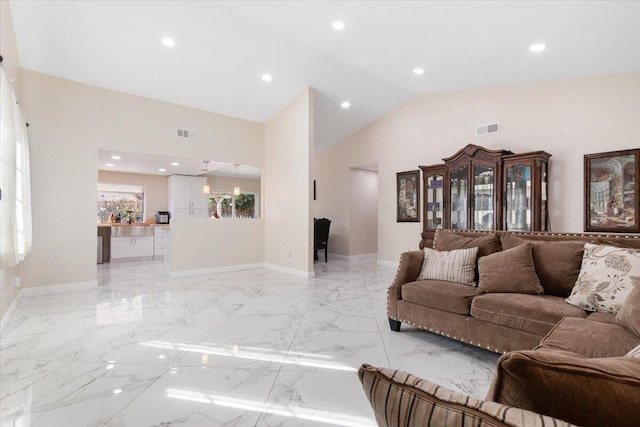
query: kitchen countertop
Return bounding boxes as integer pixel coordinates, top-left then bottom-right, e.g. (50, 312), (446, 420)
(98, 223), (170, 227)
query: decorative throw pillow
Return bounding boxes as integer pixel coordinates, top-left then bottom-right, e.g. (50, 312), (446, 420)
(434, 231), (502, 258)
(617, 281), (640, 336)
(500, 235), (586, 297)
(566, 244), (640, 314)
(417, 247), (478, 286)
(626, 343), (640, 359)
(477, 244), (544, 294)
(358, 364), (576, 427)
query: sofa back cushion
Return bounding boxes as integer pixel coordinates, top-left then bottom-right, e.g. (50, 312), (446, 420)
(359, 364), (576, 427)
(418, 247), (478, 286)
(434, 231), (502, 258)
(478, 244), (544, 294)
(500, 235), (586, 297)
(617, 281), (640, 337)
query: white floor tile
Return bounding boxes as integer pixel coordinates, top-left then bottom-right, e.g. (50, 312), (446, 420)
(0, 256), (500, 426)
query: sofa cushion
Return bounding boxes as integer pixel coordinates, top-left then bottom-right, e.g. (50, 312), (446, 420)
(478, 244), (544, 294)
(617, 280), (640, 336)
(537, 317), (640, 358)
(402, 280), (480, 315)
(359, 364), (576, 427)
(488, 350), (640, 427)
(417, 247), (477, 286)
(471, 294), (587, 336)
(434, 232), (502, 258)
(500, 236), (586, 297)
(585, 311), (617, 325)
(566, 243), (640, 314)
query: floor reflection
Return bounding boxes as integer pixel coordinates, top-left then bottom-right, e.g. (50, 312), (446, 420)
(140, 340), (357, 371)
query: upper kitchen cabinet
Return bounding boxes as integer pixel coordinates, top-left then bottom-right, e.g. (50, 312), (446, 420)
(419, 144), (552, 249)
(168, 175), (209, 219)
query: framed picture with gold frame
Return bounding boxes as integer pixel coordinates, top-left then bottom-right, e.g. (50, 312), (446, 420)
(397, 170), (420, 222)
(584, 149), (639, 233)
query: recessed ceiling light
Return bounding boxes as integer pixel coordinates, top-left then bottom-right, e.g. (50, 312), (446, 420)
(162, 37), (175, 48)
(530, 43), (546, 53)
(413, 68), (425, 75)
(105, 163), (114, 167)
(111, 155), (121, 160)
(158, 168), (166, 172)
(333, 21), (345, 31)
(262, 74), (272, 82)
(171, 162), (179, 166)
(341, 101), (351, 109)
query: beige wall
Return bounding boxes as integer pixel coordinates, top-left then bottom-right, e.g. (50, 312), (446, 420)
(264, 88), (314, 276)
(207, 175), (261, 194)
(98, 171), (169, 220)
(170, 218), (264, 273)
(16, 69), (264, 289)
(315, 73), (640, 263)
(1, 0), (21, 321)
(349, 168), (379, 255)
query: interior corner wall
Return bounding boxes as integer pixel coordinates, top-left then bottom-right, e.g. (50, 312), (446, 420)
(264, 88), (314, 276)
(1, 0), (22, 321)
(348, 169), (378, 256)
(15, 69), (264, 290)
(314, 73), (640, 264)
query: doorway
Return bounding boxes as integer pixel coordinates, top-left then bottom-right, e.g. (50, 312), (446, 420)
(349, 165), (379, 256)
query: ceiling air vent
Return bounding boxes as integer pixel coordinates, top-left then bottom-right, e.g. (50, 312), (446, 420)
(176, 127), (197, 140)
(475, 122), (499, 137)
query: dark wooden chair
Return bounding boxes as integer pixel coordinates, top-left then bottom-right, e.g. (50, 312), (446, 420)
(314, 218), (331, 262)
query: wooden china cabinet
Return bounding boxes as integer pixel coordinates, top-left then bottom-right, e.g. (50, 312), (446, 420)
(419, 144), (551, 249)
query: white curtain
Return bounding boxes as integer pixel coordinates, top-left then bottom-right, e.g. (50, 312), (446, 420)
(0, 66), (32, 267)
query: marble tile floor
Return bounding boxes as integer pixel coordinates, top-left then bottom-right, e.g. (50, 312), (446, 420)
(1, 257), (499, 426)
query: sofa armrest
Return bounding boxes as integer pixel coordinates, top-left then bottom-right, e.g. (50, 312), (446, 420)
(387, 250), (424, 319)
(488, 349), (640, 427)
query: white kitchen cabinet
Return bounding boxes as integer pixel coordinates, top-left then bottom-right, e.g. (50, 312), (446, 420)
(111, 236), (154, 259)
(153, 227), (166, 259)
(168, 175), (209, 218)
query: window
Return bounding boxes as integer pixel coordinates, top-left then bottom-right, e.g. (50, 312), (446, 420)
(97, 183), (145, 223)
(0, 67), (32, 266)
(209, 191), (258, 218)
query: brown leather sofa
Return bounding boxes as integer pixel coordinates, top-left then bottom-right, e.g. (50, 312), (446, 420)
(387, 229), (640, 354)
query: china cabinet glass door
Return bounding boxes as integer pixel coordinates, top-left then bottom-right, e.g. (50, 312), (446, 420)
(450, 166), (468, 229)
(473, 165), (495, 230)
(541, 162), (548, 231)
(505, 165), (532, 231)
(426, 174), (444, 229)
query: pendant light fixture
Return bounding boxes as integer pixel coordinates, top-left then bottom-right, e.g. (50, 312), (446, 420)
(233, 164), (240, 196)
(202, 160), (210, 194)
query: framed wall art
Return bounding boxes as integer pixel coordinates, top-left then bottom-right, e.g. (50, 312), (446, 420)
(584, 148), (639, 233)
(397, 170), (420, 222)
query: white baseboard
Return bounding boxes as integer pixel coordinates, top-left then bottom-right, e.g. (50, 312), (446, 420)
(328, 253), (377, 261)
(264, 263), (315, 278)
(1, 291), (22, 337)
(19, 280), (98, 296)
(169, 263), (265, 278)
(377, 259), (399, 268)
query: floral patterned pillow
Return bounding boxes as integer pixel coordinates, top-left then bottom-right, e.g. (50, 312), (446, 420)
(566, 244), (640, 314)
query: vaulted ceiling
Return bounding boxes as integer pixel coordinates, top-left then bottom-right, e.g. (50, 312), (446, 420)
(9, 1), (640, 151)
